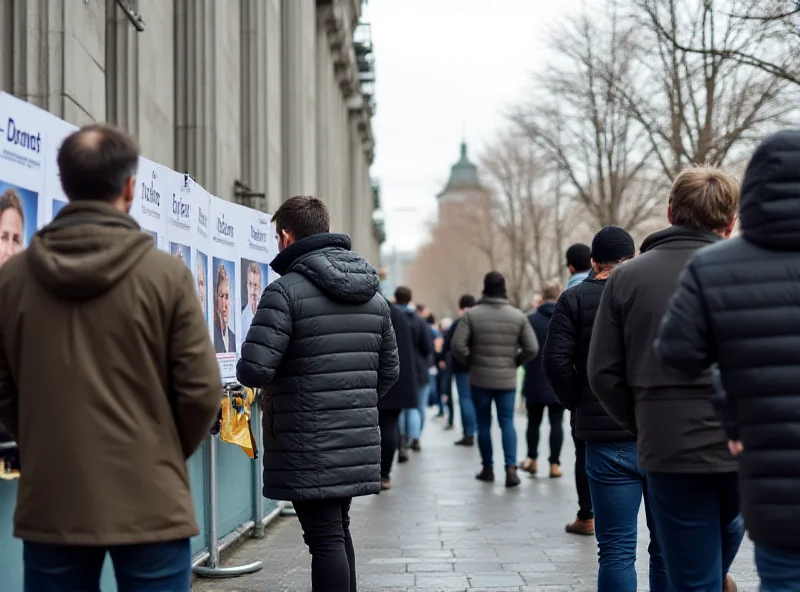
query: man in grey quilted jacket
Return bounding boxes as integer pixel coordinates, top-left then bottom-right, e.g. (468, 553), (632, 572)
(452, 271), (538, 486)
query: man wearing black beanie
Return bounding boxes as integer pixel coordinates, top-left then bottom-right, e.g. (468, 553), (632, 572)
(452, 271), (538, 487)
(544, 227), (668, 591)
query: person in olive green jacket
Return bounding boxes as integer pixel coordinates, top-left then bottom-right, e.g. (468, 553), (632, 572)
(452, 271), (538, 487)
(0, 124), (221, 592)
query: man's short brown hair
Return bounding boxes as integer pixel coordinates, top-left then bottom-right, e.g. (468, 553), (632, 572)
(541, 281), (562, 302)
(669, 166), (739, 233)
(272, 196), (330, 241)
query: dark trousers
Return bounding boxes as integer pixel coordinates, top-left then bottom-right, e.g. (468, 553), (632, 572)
(526, 403), (564, 464)
(378, 408), (401, 479)
(23, 539), (190, 592)
(440, 370), (455, 426)
(646, 471), (744, 592)
(574, 436), (593, 520)
(294, 498), (357, 592)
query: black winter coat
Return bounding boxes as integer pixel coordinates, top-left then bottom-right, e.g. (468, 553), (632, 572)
(444, 317), (467, 374)
(236, 233), (399, 502)
(403, 307), (432, 388)
(543, 279), (633, 442)
(588, 226), (736, 474)
(522, 303), (560, 406)
(655, 129), (800, 549)
(379, 302), (419, 410)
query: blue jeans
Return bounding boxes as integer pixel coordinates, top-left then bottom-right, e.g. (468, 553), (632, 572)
(586, 441), (668, 592)
(756, 544), (800, 592)
(418, 382), (431, 434)
(454, 372), (476, 437)
(24, 539), (190, 592)
(646, 471), (744, 592)
(399, 407), (421, 440)
(472, 386), (517, 467)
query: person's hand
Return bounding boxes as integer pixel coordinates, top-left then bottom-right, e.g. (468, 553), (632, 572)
(438, 360), (446, 369)
(728, 440), (743, 457)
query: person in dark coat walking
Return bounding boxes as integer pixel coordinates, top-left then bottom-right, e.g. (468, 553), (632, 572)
(588, 168), (743, 592)
(378, 301), (418, 490)
(520, 281), (565, 479)
(393, 287), (432, 459)
(237, 196), (399, 592)
(443, 295), (476, 446)
(545, 227), (668, 592)
(655, 130), (800, 591)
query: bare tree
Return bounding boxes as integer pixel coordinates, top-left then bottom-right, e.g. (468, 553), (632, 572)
(510, 5), (663, 233)
(635, 0), (799, 85)
(625, 0), (797, 178)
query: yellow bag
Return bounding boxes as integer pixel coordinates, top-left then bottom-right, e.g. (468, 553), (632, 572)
(220, 385), (258, 459)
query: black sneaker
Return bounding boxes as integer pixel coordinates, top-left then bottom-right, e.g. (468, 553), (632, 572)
(398, 449), (409, 463)
(454, 436), (474, 447)
(410, 439), (421, 452)
(476, 466), (495, 482)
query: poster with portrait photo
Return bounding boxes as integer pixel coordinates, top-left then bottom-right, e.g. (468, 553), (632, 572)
(44, 113), (77, 223)
(237, 206), (277, 339)
(131, 156), (167, 252)
(0, 181), (38, 270)
(169, 242), (191, 269)
(0, 92), (48, 269)
(209, 195), (241, 382)
(192, 188), (212, 334)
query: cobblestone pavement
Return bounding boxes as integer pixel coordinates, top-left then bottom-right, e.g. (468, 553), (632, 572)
(193, 409), (759, 591)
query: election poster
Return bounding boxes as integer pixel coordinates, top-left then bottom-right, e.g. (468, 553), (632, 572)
(193, 187), (212, 334)
(132, 156), (167, 251)
(165, 168), (194, 272)
(209, 195), (240, 381)
(43, 113), (77, 222)
(238, 207), (276, 340)
(0, 92), (46, 270)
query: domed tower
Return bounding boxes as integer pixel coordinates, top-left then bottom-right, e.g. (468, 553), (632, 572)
(437, 142), (484, 222)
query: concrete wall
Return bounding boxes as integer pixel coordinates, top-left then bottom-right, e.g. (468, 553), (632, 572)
(0, 0), (381, 264)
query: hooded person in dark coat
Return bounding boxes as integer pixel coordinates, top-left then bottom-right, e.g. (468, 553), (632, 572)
(377, 301), (418, 489)
(520, 281), (565, 479)
(655, 130), (800, 591)
(237, 196), (399, 592)
(588, 168), (743, 592)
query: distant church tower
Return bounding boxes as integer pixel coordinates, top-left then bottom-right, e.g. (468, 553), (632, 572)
(437, 142), (484, 222)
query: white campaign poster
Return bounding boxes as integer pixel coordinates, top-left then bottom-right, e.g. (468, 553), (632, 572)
(209, 195), (241, 382)
(131, 156), (167, 251)
(238, 207), (276, 345)
(193, 187), (212, 339)
(43, 114), (77, 222)
(164, 168), (194, 271)
(0, 92), (47, 271)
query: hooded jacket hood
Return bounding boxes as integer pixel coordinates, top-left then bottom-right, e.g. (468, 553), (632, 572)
(537, 301), (557, 318)
(739, 129), (800, 250)
(270, 233), (379, 304)
(27, 201), (153, 300)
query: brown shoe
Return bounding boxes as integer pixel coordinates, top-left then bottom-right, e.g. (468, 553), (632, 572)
(550, 463), (563, 478)
(410, 439), (421, 452)
(505, 466), (521, 488)
(565, 518), (595, 536)
(476, 466), (495, 482)
(520, 458), (538, 475)
(723, 574), (737, 592)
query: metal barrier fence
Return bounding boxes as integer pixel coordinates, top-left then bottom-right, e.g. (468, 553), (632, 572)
(0, 387), (280, 590)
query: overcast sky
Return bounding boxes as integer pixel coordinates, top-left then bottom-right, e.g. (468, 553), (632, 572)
(364, 0), (583, 253)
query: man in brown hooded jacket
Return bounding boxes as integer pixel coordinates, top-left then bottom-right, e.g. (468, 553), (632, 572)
(0, 124), (221, 591)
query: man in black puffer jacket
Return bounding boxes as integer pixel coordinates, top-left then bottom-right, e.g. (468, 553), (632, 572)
(655, 130), (800, 591)
(589, 167), (743, 592)
(237, 196), (399, 592)
(544, 227), (667, 592)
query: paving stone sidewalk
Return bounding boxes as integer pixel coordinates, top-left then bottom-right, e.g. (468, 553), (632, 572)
(193, 409), (759, 591)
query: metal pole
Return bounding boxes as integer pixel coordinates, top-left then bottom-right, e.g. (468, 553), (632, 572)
(252, 404), (265, 538)
(193, 431), (263, 578)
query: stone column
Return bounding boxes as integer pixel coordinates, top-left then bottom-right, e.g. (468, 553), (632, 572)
(281, 0), (316, 200)
(315, 20), (331, 209)
(265, 0), (282, 211)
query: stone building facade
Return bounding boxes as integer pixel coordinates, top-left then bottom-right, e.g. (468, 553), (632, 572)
(0, 0), (381, 264)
